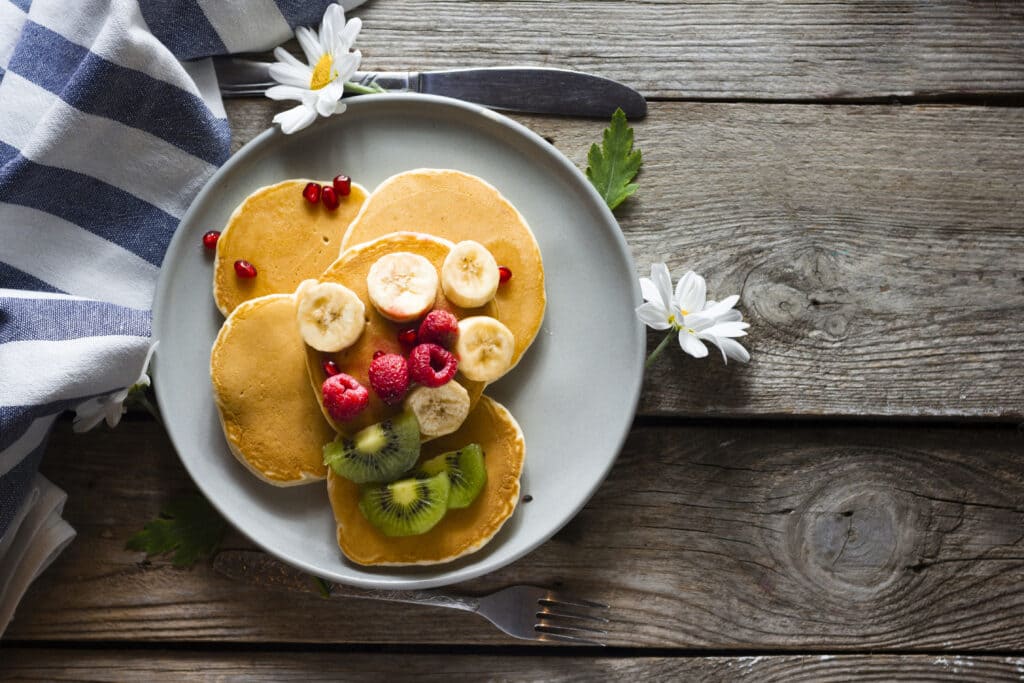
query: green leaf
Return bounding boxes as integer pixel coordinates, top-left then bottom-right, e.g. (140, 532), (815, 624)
(585, 108), (643, 210)
(126, 494), (227, 568)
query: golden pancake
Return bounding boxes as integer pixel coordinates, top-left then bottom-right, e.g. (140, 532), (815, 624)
(306, 232), (495, 435)
(340, 169), (545, 367)
(328, 395), (525, 565)
(211, 293), (334, 486)
(213, 179), (368, 316)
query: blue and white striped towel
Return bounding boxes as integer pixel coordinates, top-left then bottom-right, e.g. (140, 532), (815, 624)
(0, 0), (365, 636)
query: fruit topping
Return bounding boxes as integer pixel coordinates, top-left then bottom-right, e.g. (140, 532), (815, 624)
(368, 353), (410, 405)
(333, 174), (352, 196)
(202, 230), (220, 250)
(234, 259), (257, 279)
(302, 182), (322, 204)
(358, 470), (450, 537)
(403, 381), (470, 438)
(321, 373), (370, 422)
(321, 185), (340, 210)
(373, 350), (386, 359)
(417, 443), (486, 509)
(417, 309), (459, 348)
(498, 266), (512, 284)
(322, 358), (340, 377)
(323, 411), (420, 483)
(441, 240), (499, 308)
(454, 316), (515, 382)
(397, 327), (418, 349)
(366, 252), (439, 323)
(296, 280), (366, 352)
(408, 343), (458, 388)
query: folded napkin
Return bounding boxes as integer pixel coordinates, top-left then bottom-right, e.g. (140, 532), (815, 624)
(0, 0), (364, 637)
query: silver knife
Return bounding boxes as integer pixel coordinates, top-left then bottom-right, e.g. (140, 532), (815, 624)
(214, 58), (647, 119)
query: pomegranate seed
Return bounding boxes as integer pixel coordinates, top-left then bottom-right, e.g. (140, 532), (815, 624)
(498, 266), (513, 284)
(332, 174), (352, 196)
(373, 350), (386, 360)
(302, 182), (322, 204)
(321, 185), (340, 210)
(397, 327), (418, 348)
(234, 259), (257, 278)
(202, 230), (221, 250)
(322, 358), (340, 377)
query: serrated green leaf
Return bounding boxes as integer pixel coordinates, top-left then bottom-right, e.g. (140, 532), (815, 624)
(585, 108), (643, 210)
(126, 494), (227, 568)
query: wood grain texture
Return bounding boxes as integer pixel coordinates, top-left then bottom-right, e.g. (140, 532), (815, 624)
(346, 0), (1024, 100)
(3, 650), (1024, 682)
(7, 419), (1024, 649)
(225, 99), (1024, 419)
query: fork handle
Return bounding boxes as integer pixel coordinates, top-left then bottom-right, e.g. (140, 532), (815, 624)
(328, 585), (480, 614)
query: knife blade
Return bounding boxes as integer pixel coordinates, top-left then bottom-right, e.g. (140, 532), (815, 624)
(214, 58), (647, 119)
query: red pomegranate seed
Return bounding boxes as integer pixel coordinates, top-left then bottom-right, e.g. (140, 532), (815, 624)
(321, 185), (340, 210)
(322, 358), (340, 377)
(234, 259), (257, 278)
(302, 182), (322, 204)
(332, 174), (352, 196)
(498, 266), (513, 284)
(397, 327), (418, 348)
(202, 230), (221, 250)
(373, 350), (386, 360)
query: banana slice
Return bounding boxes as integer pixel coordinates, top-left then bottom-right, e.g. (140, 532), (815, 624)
(404, 381), (471, 438)
(296, 279), (366, 352)
(441, 240), (500, 308)
(455, 316), (516, 383)
(366, 252), (439, 323)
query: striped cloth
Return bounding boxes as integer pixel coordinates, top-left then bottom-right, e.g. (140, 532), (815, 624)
(0, 0), (365, 635)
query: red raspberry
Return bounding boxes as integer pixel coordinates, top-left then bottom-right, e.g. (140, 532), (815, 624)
(368, 353), (410, 405)
(408, 343), (458, 388)
(417, 310), (459, 349)
(321, 373), (369, 421)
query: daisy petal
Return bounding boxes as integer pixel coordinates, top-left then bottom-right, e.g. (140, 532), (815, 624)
(678, 330), (708, 358)
(269, 62), (312, 88)
(715, 309), (743, 323)
(675, 271), (706, 314)
(701, 320), (749, 339)
(701, 294), (740, 320)
(315, 90), (342, 116)
(273, 47), (306, 69)
(650, 263), (673, 311)
(713, 336), (750, 364)
(339, 17), (362, 50)
(296, 26), (322, 64)
(265, 84), (308, 102)
(639, 277), (661, 304)
(320, 3), (341, 54)
(334, 49), (361, 80)
(636, 302), (672, 330)
(274, 103), (318, 134)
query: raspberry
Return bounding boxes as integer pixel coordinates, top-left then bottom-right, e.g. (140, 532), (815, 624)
(408, 343), (458, 388)
(418, 309), (459, 348)
(368, 353), (410, 405)
(321, 373), (369, 421)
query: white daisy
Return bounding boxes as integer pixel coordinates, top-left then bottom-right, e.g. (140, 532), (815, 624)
(73, 342), (159, 432)
(266, 3), (363, 134)
(636, 263), (750, 366)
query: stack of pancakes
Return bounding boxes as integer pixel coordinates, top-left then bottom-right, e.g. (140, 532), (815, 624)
(209, 170), (544, 566)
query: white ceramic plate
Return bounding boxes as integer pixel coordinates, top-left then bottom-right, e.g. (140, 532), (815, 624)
(153, 94), (643, 589)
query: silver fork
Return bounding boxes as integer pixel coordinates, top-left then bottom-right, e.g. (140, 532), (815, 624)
(214, 550), (610, 645)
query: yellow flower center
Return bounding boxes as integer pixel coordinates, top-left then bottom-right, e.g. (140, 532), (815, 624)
(310, 54), (334, 90)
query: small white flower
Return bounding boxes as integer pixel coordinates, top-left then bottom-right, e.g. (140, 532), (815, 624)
(636, 263), (750, 364)
(73, 342), (158, 432)
(266, 3), (362, 134)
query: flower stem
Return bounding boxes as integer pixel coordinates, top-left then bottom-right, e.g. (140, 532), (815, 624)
(645, 330), (675, 370)
(344, 81), (387, 95)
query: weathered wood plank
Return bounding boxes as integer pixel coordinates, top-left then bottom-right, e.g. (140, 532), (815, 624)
(7, 419), (1024, 649)
(3, 650), (1024, 682)
(226, 99), (1024, 419)
(346, 0), (1024, 100)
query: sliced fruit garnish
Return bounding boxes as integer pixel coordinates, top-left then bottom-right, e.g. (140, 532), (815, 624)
(366, 252), (439, 323)
(417, 443), (486, 509)
(403, 381), (470, 438)
(323, 411), (421, 483)
(454, 316), (515, 383)
(441, 240), (500, 308)
(358, 470), (451, 537)
(296, 280), (366, 352)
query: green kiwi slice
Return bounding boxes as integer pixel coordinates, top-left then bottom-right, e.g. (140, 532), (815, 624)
(359, 471), (451, 536)
(417, 443), (486, 509)
(323, 411), (421, 483)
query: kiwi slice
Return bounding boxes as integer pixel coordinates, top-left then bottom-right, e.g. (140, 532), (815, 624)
(323, 411), (421, 483)
(417, 443), (486, 509)
(359, 471), (451, 536)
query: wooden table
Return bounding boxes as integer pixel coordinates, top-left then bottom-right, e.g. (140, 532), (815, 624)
(5, 1), (1024, 679)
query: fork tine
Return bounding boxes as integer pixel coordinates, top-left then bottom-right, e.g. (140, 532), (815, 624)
(536, 621), (608, 637)
(539, 595), (610, 610)
(536, 607), (610, 624)
(535, 624), (607, 646)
